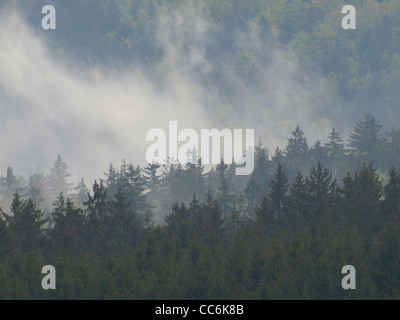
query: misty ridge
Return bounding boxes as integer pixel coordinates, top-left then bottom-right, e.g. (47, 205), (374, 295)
(0, 1), (399, 217)
(0, 112), (399, 226)
(1, 0), (398, 181)
(1, 0), (400, 300)
(0, 0), (399, 222)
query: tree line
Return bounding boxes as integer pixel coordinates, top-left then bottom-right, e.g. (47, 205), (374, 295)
(1, 114), (400, 299)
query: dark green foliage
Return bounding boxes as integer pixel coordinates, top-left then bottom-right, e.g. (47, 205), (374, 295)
(382, 166), (400, 219)
(2, 0), (400, 300)
(305, 162), (337, 223)
(371, 223), (400, 299)
(50, 194), (86, 253)
(288, 171), (308, 226)
(255, 196), (274, 234)
(108, 187), (140, 249)
(1, 115), (400, 299)
(0, 212), (11, 258)
(268, 163), (289, 219)
(4, 193), (47, 251)
(340, 163), (383, 234)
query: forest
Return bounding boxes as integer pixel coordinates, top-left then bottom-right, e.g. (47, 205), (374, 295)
(1, 0), (400, 300)
(1, 114), (400, 299)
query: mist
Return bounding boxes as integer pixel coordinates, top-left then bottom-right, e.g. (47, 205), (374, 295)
(0, 3), (353, 185)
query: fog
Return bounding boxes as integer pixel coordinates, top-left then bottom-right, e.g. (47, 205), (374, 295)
(0, 4), (352, 185)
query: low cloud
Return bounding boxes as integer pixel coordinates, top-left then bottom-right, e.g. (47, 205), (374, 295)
(0, 5), (352, 185)
(0, 9), (211, 183)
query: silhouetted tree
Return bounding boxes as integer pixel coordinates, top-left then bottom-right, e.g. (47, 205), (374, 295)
(268, 163), (289, 219)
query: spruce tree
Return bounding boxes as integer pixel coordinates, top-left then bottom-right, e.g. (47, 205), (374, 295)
(143, 162), (161, 194)
(244, 175), (261, 218)
(305, 162), (337, 221)
(285, 126), (309, 178)
(74, 178), (89, 207)
(268, 163), (289, 219)
(285, 126), (308, 160)
(348, 114), (383, 158)
(5, 193), (47, 250)
(109, 186), (139, 248)
(27, 173), (45, 207)
(46, 155), (73, 202)
(51, 194), (85, 252)
(288, 171), (308, 226)
(0, 167), (25, 211)
(325, 127), (345, 158)
(341, 163), (383, 234)
(310, 140), (327, 166)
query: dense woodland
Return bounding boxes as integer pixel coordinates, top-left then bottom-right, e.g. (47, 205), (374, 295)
(1, 0), (400, 299)
(1, 114), (400, 299)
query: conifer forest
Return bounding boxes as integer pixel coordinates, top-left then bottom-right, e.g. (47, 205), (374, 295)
(1, 0), (400, 299)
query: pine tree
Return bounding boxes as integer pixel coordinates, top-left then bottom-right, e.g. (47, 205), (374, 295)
(0, 167), (25, 211)
(271, 147), (285, 169)
(109, 186), (139, 248)
(288, 171), (308, 226)
(160, 160), (186, 210)
(285, 126), (308, 160)
(51, 194), (86, 252)
(5, 193), (47, 250)
(74, 178), (89, 207)
(183, 154), (205, 202)
(341, 163), (383, 234)
(196, 192), (224, 248)
(119, 161), (148, 217)
(85, 180), (108, 221)
(268, 163), (289, 219)
(348, 114), (383, 156)
(165, 201), (194, 247)
(310, 140), (327, 166)
(46, 155), (73, 202)
(285, 126), (309, 178)
(84, 180), (109, 251)
(143, 162), (161, 194)
(325, 127), (345, 158)
(104, 163), (119, 198)
(26, 173), (45, 207)
(305, 162), (337, 222)
(244, 175), (261, 218)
